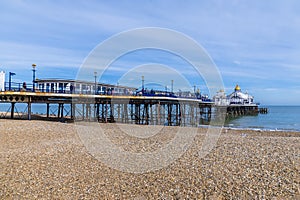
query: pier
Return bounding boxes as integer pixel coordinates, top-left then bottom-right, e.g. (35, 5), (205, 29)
(0, 77), (262, 126)
(218, 105), (259, 117)
(259, 107), (268, 114)
(0, 91), (213, 126)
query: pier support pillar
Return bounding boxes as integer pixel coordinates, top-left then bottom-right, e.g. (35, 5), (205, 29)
(46, 103), (50, 118)
(10, 102), (15, 119)
(150, 104), (153, 125)
(88, 104), (91, 121)
(96, 103), (99, 121)
(175, 104), (179, 126)
(110, 103), (114, 122)
(157, 102), (160, 125)
(82, 104), (85, 120)
(105, 101), (108, 123)
(71, 103), (75, 120)
(124, 103), (128, 123)
(57, 103), (61, 119)
(145, 103), (149, 125)
(61, 103), (64, 119)
(135, 104), (139, 124)
(28, 102), (31, 120)
(167, 103), (172, 126)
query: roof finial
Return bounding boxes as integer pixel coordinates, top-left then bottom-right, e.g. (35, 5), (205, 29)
(235, 84), (241, 91)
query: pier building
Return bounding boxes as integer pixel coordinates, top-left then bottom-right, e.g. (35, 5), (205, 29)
(228, 85), (254, 105)
(213, 85), (261, 117)
(35, 79), (137, 95)
(214, 85), (255, 106)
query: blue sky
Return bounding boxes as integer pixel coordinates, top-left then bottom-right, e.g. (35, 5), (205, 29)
(1, 0), (300, 105)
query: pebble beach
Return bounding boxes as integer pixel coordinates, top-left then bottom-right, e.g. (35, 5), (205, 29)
(1, 119), (299, 199)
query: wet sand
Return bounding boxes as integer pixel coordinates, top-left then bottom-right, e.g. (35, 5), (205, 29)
(1, 119), (299, 199)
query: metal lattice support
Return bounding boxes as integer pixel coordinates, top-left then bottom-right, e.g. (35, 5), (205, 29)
(2, 92), (254, 125)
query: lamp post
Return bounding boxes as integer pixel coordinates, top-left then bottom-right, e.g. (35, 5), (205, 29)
(9, 72), (16, 91)
(117, 81), (119, 95)
(171, 80), (174, 93)
(141, 75), (144, 90)
(141, 75), (145, 95)
(32, 64), (36, 92)
(94, 71), (97, 95)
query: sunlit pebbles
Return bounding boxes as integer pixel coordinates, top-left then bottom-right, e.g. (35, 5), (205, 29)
(1, 120), (299, 199)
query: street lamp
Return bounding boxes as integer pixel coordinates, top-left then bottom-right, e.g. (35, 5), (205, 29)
(9, 72), (16, 91)
(141, 75), (144, 90)
(32, 64), (36, 92)
(116, 81), (119, 95)
(171, 80), (174, 93)
(94, 71), (97, 94)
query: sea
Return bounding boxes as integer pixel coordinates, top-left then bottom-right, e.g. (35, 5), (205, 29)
(224, 106), (300, 132)
(0, 104), (299, 132)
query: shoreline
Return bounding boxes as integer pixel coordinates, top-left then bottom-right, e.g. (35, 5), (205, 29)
(223, 126), (300, 133)
(1, 115), (300, 133)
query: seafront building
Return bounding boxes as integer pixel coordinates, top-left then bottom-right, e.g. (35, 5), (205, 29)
(0, 71), (5, 91)
(214, 85), (255, 106)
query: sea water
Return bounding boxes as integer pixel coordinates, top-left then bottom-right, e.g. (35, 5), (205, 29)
(1, 103), (299, 131)
(0, 103), (70, 116)
(225, 106), (300, 131)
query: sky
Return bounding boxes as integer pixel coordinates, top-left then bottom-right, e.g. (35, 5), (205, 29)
(0, 0), (300, 105)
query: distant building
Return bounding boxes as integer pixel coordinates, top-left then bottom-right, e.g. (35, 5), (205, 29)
(228, 85), (254, 105)
(213, 89), (229, 106)
(0, 71), (5, 91)
(214, 85), (255, 106)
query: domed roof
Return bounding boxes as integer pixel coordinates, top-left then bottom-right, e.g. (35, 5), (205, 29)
(235, 84), (241, 91)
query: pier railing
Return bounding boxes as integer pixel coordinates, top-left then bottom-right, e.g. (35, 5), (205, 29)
(3, 81), (212, 101)
(4, 82), (34, 92)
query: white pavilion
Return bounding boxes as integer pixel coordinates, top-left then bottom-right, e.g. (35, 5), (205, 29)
(214, 85), (255, 106)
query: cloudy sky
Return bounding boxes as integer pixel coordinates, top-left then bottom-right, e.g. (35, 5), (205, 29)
(1, 0), (300, 105)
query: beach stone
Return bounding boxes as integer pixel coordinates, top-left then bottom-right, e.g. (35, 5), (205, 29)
(0, 120), (299, 199)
